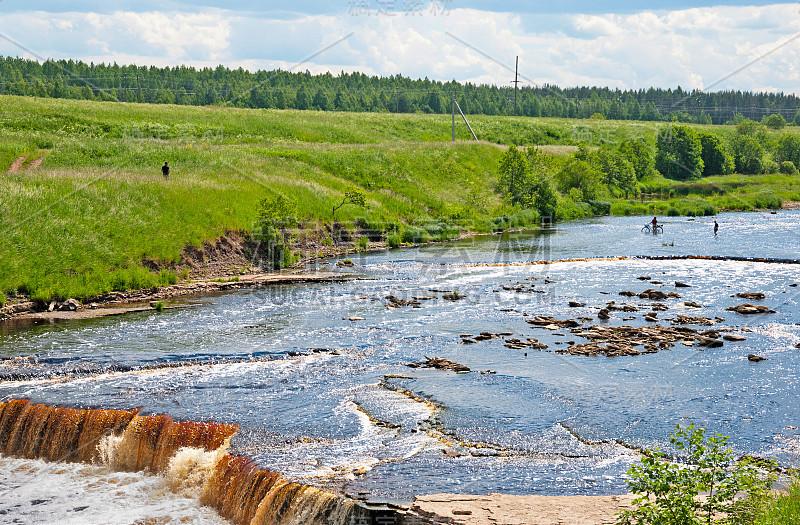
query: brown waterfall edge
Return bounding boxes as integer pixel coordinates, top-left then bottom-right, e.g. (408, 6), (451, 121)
(0, 399), (386, 525)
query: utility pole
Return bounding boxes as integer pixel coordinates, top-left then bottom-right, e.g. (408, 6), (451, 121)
(454, 99), (478, 141)
(512, 56), (520, 116)
(452, 91), (456, 142)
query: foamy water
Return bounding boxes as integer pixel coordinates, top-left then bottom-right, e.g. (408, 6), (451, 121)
(0, 455), (228, 524)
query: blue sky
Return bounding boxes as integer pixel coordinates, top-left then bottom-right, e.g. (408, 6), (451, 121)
(1, 1), (799, 93)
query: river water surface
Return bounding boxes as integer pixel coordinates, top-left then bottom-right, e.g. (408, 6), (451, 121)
(1, 212), (799, 522)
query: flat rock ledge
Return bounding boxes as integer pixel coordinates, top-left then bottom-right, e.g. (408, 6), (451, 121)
(409, 493), (636, 525)
(558, 324), (725, 357)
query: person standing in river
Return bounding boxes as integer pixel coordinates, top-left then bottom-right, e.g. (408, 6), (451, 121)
(714, 220), (719, 236)
(162, 161), (170, 179)
(651, 216), (658, 234)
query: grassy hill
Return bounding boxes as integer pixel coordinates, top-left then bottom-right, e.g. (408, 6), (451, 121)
(1, 95), (798, 303)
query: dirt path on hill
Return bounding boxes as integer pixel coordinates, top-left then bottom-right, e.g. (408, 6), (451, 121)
(6, 155), (27, 173)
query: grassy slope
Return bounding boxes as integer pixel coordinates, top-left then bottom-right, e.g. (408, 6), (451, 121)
(0, 96), (512, 301)
(1, 95), (798, 301)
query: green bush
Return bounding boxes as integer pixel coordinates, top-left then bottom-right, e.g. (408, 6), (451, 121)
(153, 301), (164, 312)
(401, 227), (430, 244)
(386, 232), (402, 248)
(762, 113), (787, 130)
(0, 292), (6, 307)
(356, 236), (369, 252)
(556, 197), (591, 220)
(158, 270), (178, 286)
(254, 193), (299, 269)
(762, 159), (779, 174)
(780, 161), (798, 175)
(751, 191), (782, 210)
(667, 207), (680, 216)
(711, 195), (755, 211)
(588, 200), (612, 215)
(700, 202), (717, 216)
(617, 424), (775, 525)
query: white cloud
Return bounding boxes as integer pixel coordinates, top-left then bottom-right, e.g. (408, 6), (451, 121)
(0, 3), (799, 94)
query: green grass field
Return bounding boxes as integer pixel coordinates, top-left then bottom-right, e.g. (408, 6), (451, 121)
(1, 95), (798, 303)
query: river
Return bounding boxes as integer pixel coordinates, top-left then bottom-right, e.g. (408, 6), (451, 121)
(1, 211), (799, 522)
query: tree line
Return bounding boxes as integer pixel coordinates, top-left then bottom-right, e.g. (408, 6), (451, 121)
(499, 117), (800, 222)
(2, 56), (800, 125)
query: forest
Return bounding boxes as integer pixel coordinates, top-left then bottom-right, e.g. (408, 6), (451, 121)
(2, 56), (800, 125)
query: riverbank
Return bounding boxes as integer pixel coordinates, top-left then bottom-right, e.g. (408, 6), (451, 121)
(0, 270), (353, 324)
(410, 493), (636, 524)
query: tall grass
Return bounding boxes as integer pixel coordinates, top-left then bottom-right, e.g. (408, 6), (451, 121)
(751, 479), (800, 525)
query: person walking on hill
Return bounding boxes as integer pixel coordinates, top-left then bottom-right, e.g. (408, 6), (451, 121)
(162, 161), (170, 179)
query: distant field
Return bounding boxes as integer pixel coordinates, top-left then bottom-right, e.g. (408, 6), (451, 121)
(1, 95), (797, 302)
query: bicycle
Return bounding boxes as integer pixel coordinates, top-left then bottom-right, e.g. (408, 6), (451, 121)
(641, 223), (664, 234)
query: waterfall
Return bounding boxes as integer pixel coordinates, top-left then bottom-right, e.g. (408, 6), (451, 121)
(0, 399), (385, 525)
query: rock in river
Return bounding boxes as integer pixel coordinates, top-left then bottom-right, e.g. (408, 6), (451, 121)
(696, 336), (723, 348)
(723, 334), (747, 342)
(409, 356), (471, 373)
(736, 292), (766, 300)
(386, 295), (422, 308)
(726, 303), (775, 314)
(638, 289), (681, 300)
(527, 316), (580, 328)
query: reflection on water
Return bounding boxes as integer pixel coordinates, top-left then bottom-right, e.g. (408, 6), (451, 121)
(1, 211), (800, 507)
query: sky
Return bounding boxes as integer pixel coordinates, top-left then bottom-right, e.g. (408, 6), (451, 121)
(1, 1), (799, 93)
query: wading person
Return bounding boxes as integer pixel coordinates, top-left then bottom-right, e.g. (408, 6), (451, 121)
(651, 216), (658, 234)
(162, 161), (170, 179)
(714, 220), (719, 236)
